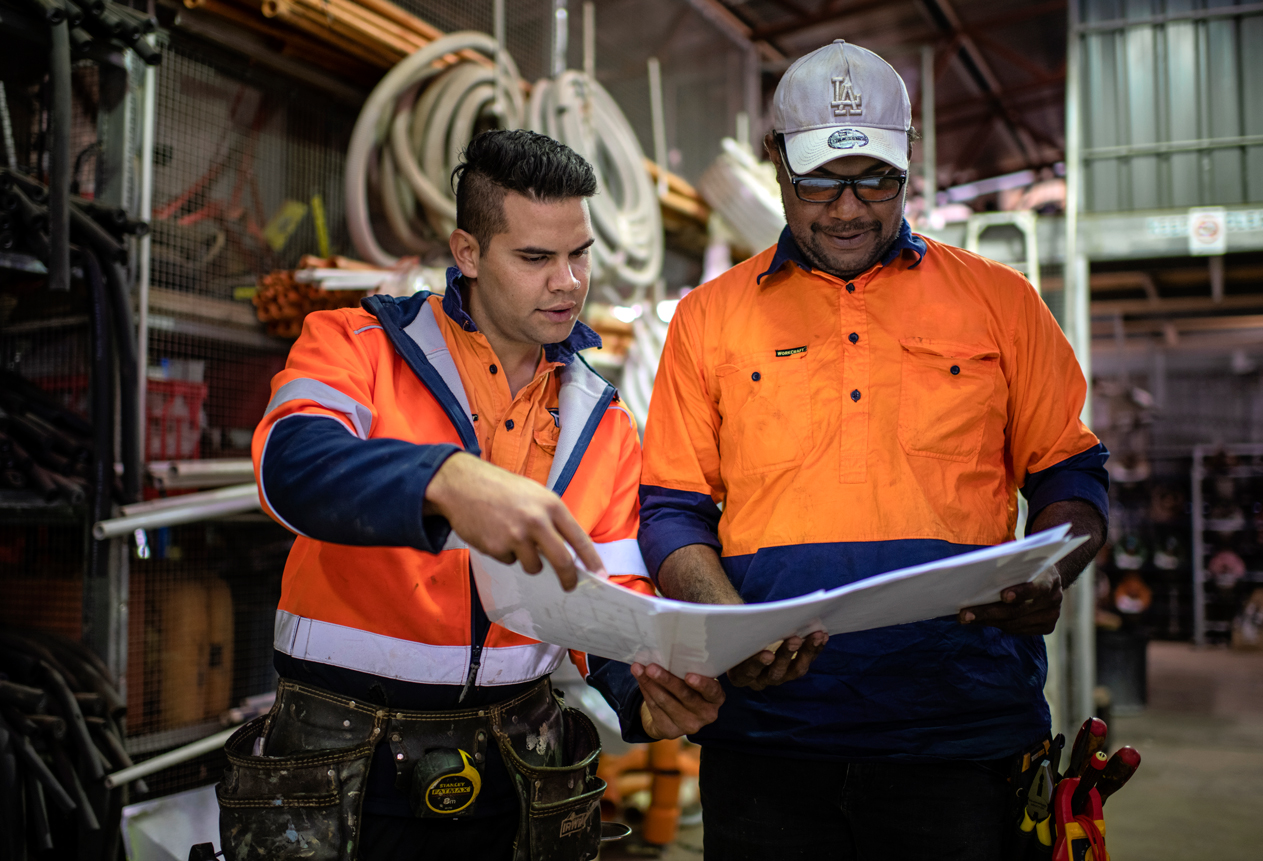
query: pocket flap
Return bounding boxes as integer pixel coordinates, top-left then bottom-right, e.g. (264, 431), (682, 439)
(899, 338), (999, 361)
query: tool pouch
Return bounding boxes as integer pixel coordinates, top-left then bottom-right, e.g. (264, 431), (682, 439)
(216, 716), (375, 861)
(496, 700), (605, 861)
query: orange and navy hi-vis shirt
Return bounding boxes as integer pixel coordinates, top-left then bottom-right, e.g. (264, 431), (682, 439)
(252, 267), (652, 816)
(637, 222), (1109, 763)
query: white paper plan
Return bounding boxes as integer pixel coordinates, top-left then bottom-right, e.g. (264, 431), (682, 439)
(469, 525), (1088, 678)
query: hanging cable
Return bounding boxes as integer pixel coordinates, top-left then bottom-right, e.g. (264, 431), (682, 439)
(345, 32), (524, 266)
(528, 71), (663, 303)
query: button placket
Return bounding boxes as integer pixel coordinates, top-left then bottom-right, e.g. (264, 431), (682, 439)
(838, 279), (870, 484)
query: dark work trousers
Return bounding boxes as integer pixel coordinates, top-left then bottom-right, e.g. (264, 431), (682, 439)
(699, 746), (1014, 860)
(359, 811), (518, 860)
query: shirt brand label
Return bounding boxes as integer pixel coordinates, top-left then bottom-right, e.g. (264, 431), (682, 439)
(776, 346), (808, 357)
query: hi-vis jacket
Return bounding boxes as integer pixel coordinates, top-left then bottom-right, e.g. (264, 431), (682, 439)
(252, 269), (650, 706)
(636, 223), (1109, 763)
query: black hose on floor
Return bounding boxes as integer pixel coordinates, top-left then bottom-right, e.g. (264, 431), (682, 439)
(47, 17), (71, 291)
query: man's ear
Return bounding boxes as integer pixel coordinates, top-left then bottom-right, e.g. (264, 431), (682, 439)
(763, 133), (780, 166)
(449, 229), (480, 279)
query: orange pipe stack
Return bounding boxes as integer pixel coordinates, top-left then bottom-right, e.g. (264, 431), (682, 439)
(643, 738), (683, 846)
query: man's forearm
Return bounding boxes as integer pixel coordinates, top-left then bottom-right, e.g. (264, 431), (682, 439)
(657, 544), (743, 605)
(1030, 499), (1106, 588)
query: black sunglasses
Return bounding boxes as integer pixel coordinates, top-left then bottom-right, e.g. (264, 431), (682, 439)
(777, 138), (906, 204)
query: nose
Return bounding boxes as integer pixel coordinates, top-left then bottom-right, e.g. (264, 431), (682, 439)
(548, 256), (583, 292)
(826, 184), (872, 220)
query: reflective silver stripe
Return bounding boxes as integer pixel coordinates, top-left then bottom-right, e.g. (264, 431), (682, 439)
(442, 532), (467, 551)
(274, 609), (561, 686)
(594, 538), (648, 577)
(354, 324), (384, 334)
(545, 359), (611, 493)
(403, 301), (474, 425)
(264, 378), (373, 439)
(275, 610), (468, 685)
(476, 642), (566, 686)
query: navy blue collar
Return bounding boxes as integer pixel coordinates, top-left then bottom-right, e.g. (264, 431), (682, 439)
(441, 266), (602, 366)
(755, 219), (928, 285)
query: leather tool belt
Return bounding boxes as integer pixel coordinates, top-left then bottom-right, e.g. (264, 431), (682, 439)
(216, 677), (605, 861)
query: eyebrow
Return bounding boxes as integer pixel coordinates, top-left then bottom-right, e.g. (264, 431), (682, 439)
(512, 238), (596, 256)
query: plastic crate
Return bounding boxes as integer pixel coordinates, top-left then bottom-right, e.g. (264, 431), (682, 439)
(147, 379), (208, 461)
(32, 375), (208, 461)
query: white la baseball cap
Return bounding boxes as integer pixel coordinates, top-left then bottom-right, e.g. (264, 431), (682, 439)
(771, 39), (912, 173)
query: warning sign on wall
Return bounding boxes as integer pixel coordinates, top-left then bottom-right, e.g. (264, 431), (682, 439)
(1188, 207), (1227, 256)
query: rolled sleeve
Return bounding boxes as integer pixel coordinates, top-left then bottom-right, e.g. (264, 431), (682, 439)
(1021, 442), (1110, 534)
(638, 485), (723, 582)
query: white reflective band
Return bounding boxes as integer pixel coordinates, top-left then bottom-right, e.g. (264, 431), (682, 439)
(265, 378), (373, 439)
(274, 610), (562, 687)
(354, 324), (384, 334)
(442, 532), (467, 551)
(404, 302), (474, 425)
(477, 642), (566, 686)
(545, 359), (610, 493)
(594, 538), (648, 577)
(275, 610), (467, 685)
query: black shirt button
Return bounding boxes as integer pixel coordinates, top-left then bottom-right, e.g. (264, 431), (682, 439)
(846, 283), (855, 293)
(505, 419), (515, 430)
(950, 365), (960, 375)
(849, 332), (859, 344)
(851, 389), (861, 402)
(489, 364), (498, 374)
(752, 371), (761, 381)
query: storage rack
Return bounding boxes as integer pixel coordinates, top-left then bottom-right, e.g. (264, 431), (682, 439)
(1192, 443), (1263, 645)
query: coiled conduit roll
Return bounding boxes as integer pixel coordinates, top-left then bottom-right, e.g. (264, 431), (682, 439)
(346, 32), (524, 266)
(528, 71), (662, 302)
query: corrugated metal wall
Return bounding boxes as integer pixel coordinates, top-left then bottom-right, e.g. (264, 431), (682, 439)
(1079, 0), (1263, 212)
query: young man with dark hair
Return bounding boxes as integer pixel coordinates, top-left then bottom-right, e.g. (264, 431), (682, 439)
(232, 129), (721, 861)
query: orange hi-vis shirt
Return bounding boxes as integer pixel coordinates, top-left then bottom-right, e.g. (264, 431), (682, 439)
(638, 223), (1109, 762)
(253, 276), (651, 703)
(642, 228), (1102, 558)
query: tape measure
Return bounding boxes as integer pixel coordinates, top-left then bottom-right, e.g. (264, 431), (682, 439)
(416, 749), (482, 816)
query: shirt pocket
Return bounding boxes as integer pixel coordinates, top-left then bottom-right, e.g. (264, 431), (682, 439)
(897, 339), (1000, 462)
(715, 353), (812, 476)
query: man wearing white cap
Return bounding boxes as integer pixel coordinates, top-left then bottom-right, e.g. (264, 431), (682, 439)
(632, 40), (1109, 857)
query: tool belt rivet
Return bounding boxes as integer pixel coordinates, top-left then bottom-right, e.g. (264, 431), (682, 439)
(396, 753), (405, 761)
(343, 719), (351, 728)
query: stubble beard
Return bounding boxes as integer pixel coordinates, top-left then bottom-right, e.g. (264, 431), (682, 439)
(789, 200), (905, 282)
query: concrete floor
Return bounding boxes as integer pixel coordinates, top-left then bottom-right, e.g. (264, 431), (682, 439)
(603, 640), (1263, 859)
(1104, 641), (1263, 861)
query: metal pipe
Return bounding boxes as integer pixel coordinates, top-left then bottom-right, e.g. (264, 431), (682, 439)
(94, 483), (260, 539)
(920, 44), (937, 211)
(103, 726), (236, 789)
(47, 20), (71, 292)
(137, 53), (155, 469)
(647, 56), (668, 199)
(120, 482), (258, 516)
(582, 1), (594, 82)
(551, 0), (568, 78)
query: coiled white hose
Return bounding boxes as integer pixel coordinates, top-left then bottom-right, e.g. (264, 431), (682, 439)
(618, 307), (668, 432)
(529, 72), (663, 303)
(346, 32), (524, 266)
(697, 137), (785, 254)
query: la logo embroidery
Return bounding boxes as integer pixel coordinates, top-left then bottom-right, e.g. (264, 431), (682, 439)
(831, 74), (862, 116)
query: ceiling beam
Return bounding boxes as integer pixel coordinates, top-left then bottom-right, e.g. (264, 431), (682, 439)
(1091, 294), (1263, 317)
(750, 0), (899, 42)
